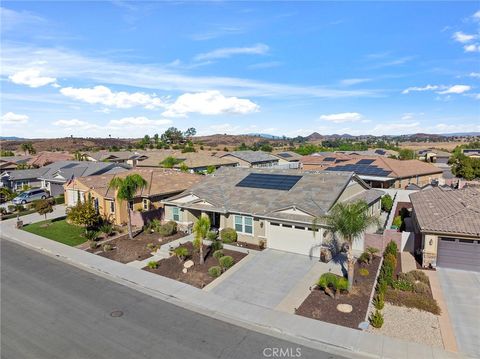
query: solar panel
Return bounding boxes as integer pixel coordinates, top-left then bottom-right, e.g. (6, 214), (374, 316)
(375, 150), (386, 155)
(357, 159), (375, 165)
(62, 163), (78, 169)
(278, 152), (292, 158)
(236, 173), (302, 191)
(323, 157), (335, 162)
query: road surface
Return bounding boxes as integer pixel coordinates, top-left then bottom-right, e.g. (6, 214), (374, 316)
(1, 239), (349, 359)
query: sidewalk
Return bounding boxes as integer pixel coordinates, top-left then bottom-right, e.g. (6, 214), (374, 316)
(0, 215), (466, 359)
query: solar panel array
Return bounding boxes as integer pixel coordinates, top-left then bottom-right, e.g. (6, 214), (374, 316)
(326, 164), (392, 177)
(278, 152), (292, 158)
(236, 173), (302, 191)
(357, 159), (375, 165)
(62, 163), (79, 169)
(375, 149), (386, 155)
(323, 157), (335, 162)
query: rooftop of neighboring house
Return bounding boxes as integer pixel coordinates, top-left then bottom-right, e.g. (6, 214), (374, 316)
(84, 150), (147, 162)
(410, 187), (480, 237)
(135, 150), (238, 169)
(220, 150), (279, 164)
(0, 155), (32, 164)
(321, 157), (443, 179)
(27, 151), (74, 167)
(336, 148), (399, 157)
(417, 149), (452, 157)
(462, 149), (480, 156)
(66, 168), (203, 199)
(271, 151), (303, 162)
(164, 167), (383, 223)
(301, 153), (353, 166)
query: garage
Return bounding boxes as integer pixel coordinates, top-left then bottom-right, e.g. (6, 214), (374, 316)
(437, 237), (480, 272)
(266, 221), (322, 257)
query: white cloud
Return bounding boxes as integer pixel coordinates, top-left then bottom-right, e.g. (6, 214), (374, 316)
(60, 85), (165, 109)
(464, 44), (480, 52)
(340, 78), (371, 86)
(107, 116), (172, 127)
(53, 119), (92, 127)
(1, 112), (29, 123)
(473, 10), (480, 21)
(402, 85), (440, 94)
(194, 43), (269, 61)
(469, 72), (480, 78)
(9, 68), (56, 88)
(248, 61), (282, 70)
(437, 85), (471, 94)
(163, 90), (260, 118)
(319, 112), (363, 123)
(452, 31), (476, 43)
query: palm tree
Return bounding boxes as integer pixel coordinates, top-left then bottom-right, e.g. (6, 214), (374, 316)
(322, 200), (379, 291)
(192, 215), (210, 265)
(109, 174), (148, 240)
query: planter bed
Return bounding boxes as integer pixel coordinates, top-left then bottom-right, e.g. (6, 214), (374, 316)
(234, 241), (264, 251)
(143, 242), (247, 289)
(296, 256), (381, 329)
(89, 231), (187, 263)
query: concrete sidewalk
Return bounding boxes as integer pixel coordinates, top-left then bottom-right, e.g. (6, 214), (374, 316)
(0, 216), (466, 359)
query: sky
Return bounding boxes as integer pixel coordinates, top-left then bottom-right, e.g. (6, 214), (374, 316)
(1, 1), (479, 139)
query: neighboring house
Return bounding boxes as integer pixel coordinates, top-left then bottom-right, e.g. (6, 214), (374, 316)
(336, 148), (399, 158)
(82, 151), (148, 167)
(301, 153), (353, 170)
(272, 151), (302, 164)
(27, 151), (74, 167)
(319, 157), (443, 189)
(462, 149), (480, 158)
(64, 168), (203, 226)
(0, 155), (32, 171)
(410, 187), (480, 272)
(417, 149), (451, 164)
(1, 161), (129, 196)
(220, 151), (279, 168)
(163, 167), (383, 257)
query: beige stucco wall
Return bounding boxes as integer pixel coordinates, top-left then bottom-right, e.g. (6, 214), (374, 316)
(395, 173), (442, 189)
(336, 181), (365, 202)
(422, 233), (438, 268)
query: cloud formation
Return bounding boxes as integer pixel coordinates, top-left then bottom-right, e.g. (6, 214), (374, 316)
(402, 84), (470, 95)
(1, 111), (29, 123)
(194, 44), (269, 61)
(9, 68), (57, 88)
(319, 112), (363, 123)
(437, 85), (471, 94)
(452, 31), (476, 43)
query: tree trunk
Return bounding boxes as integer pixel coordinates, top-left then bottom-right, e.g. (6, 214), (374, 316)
(347, 247), (354, 292)
(199, 238), (204, 265)
(127, 204), (133, 240)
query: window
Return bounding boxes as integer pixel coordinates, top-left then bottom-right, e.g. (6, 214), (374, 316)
(270, 222), (280, 226)
(282, 224), (292, 228)
(295, 226), (305, 230)
(143, 199), (149, 211)
(172, 207), (180, 221)
(110, 201), (115, 213)
(234, 215), (254, 235)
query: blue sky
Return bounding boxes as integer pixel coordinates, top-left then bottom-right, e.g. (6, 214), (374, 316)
(1, 1), (479, 138)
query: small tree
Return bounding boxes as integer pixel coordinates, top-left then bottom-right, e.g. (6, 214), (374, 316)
(206, 165), (216, 174)
(67, 199), (101, 232)
(179, 163), (189, 172)
(109, 174), (148, 240)
(160, 156), (181, 168)
(381, 194), (393, 212)
(34, 198), (54, 221)
(192, 215), (211, 265)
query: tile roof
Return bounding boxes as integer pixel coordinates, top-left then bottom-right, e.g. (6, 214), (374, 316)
(272, 151), (302, 161)
(410, 187), (480, 237)
(301, 153), (352, 166)
(221, 150), (279, 164)
(67, 168), (203, 199)
(136, 150), (238, 169)
(84, 150), (146, 162)
(27, 151), (74, 167)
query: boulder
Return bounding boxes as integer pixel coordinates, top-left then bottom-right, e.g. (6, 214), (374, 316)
(184, 260), (194, 269)
(336, 304), (353, 313)
(182, 268), (188, 274)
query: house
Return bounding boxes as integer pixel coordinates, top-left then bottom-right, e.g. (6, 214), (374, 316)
(220, 151), (279, 168)
(162, 167), (383, 257)
(410, 187), (480, 271)
(64, 168), (203, 226)
(0, 155), (32, 171)
(319, 157), (443, 189)
(462, 149), (480, 159)
(82, 150), (148, 167)
(336, 148), (399, 158)
(272, 151), (302, 164)
(27, 151), (74, 167)
(1, 161), (129, 196)
(300, 153), (353, 170)
(417, 149), (451, 164)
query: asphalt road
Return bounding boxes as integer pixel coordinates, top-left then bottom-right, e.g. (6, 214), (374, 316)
(1, 239), (349, 359)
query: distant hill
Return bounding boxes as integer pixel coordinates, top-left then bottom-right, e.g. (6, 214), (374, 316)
(0, 136), (25, 141)
(306, 132), (323, 141)
(244, 133), (285, 139)
(193, 134), (287, 148)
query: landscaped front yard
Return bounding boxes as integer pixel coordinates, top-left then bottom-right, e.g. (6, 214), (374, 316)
(22, 217), (87, 246)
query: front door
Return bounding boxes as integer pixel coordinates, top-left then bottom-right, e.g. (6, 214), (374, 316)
(209, 212), (221, 228)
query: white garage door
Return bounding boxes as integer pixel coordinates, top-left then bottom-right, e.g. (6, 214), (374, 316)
(266, 222), (322, 257)
(437, 237), (480, 272)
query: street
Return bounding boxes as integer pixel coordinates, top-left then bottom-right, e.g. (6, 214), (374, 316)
(1, 239), (347, 359)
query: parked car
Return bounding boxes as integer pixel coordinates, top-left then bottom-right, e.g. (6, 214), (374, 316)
(12, 188), (50, 205)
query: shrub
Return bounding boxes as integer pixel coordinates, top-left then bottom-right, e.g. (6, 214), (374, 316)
(358, 252), (371, 265)
(173, 246), (189, 262)
(373, 292), (385, 310)
(218, 255), (235, 270)
(208, 266), (222, 278)
(392, 215), (402, 228)
(317, 273), (348, 292)
(369, 310), (384, 328)
(210, 240), (223, 252)
(213, 249), (224, 260)
(145, 219), (161, 232)
(384, 253), (397, 269)
(384, 241), (398, 257)
(67, 199), (101, 228)
(146, 242), (157, 251)
(376, 277), (387, 294)
(158, 221), (177, 237)
(381, 194), (393, 212)
(99, 223), (114, 237)
(207, 230), (218, 241)
(385, 290), (440, 315)
(359, 268), (369, 277)
(89, 240), (98, 250)
(220, 228), (237, 243)
(147, 261), (158, 269)
(413, 281), (430, 295)
(84, 230), (98, 241)
(392, 279), (414, 291)
(366, 246), (379, 256)
(102, 244), (112, 252)
(336, 277), (349, 291)
(406, 270), (429, 284)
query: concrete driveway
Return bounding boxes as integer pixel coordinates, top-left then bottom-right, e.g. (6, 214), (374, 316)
(210, 249), (342, 309)
(437, 268), (480, 358)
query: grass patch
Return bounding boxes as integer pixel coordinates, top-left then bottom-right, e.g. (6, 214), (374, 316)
(23, 217), (87, 246)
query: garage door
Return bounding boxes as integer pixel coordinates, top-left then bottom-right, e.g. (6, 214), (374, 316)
(437, 237), (480, 272)
(266, 222), (322, 257)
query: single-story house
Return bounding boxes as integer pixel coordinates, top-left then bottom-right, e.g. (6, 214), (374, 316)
(163, 167), (383, 257)
(336, 148), (399, 158)
(462, 149), (480, 159)
(0, 155), (32, 171)
(410, 187), (480, 272)
(300, 153), (353, 170)
(82, 150), (148, 167)
(320, 157), (443, 189)
(417, 149), (451, 164)
(272, 151), (302, 164)
(64, 168), (203, 226)
(220, 151), (279, 168)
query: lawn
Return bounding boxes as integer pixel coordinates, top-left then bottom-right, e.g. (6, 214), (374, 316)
(22, 217), (87, 246)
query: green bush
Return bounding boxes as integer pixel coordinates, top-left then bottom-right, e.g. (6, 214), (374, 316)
(376, 277), (387, 294)
(385, 290), (440, 315)
(384, 241), (398, 257)
(384, 253), (397, 269)
(146, 242), (157, 251)
(317, 273), (348, 292)
(413, 281), (430, 295)
(207, 230), (218, 241)
(373, 292), (385, 310)
(84, 230), (98, 241)
(406, 270), (429, 284)
(89, 240), (99, 250)
(213, 250), (224, 260)
(218, 255), (235, 270)
(145, 219), (161, 232)
(369, 310), (384, 328)
(381, 194), (393, 212)
(208, 266), (222, 278)
(392, 279), (414, 291)
(336, 277), (348, 291)
(147, 261), (158, 269)
(102, 244), (112, 252)
(210, 239), (223, 252)
(366, 246), (379, 256)
(99, 223), (114, 237)
(158, 221), (177, 237)
(358, 252), (371, 265)
(359, 268), (369, 276)
(220, 228), (237, 243)
(173, 246), (189, 262)
(392, 215), (402, 229)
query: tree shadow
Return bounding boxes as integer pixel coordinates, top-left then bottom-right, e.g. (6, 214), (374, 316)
(323, 236), (348, 277)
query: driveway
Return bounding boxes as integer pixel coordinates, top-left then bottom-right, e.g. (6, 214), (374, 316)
(210, 249), (341, 309)
(437, 268), (480, 358)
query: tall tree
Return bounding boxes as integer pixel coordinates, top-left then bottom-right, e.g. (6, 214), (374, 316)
(184, 127), (197, 139)
(109, 174), (148, 239)
(161, 127), (184, 144)
(321, 200), (379, 291)
(192, 215), (210, 265)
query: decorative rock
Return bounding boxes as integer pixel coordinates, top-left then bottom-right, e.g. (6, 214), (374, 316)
(184, 260), (194, 269)
(337, 304), (353, 313)
(358, 321), (370, 330)
(182, 268), (188, 274)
